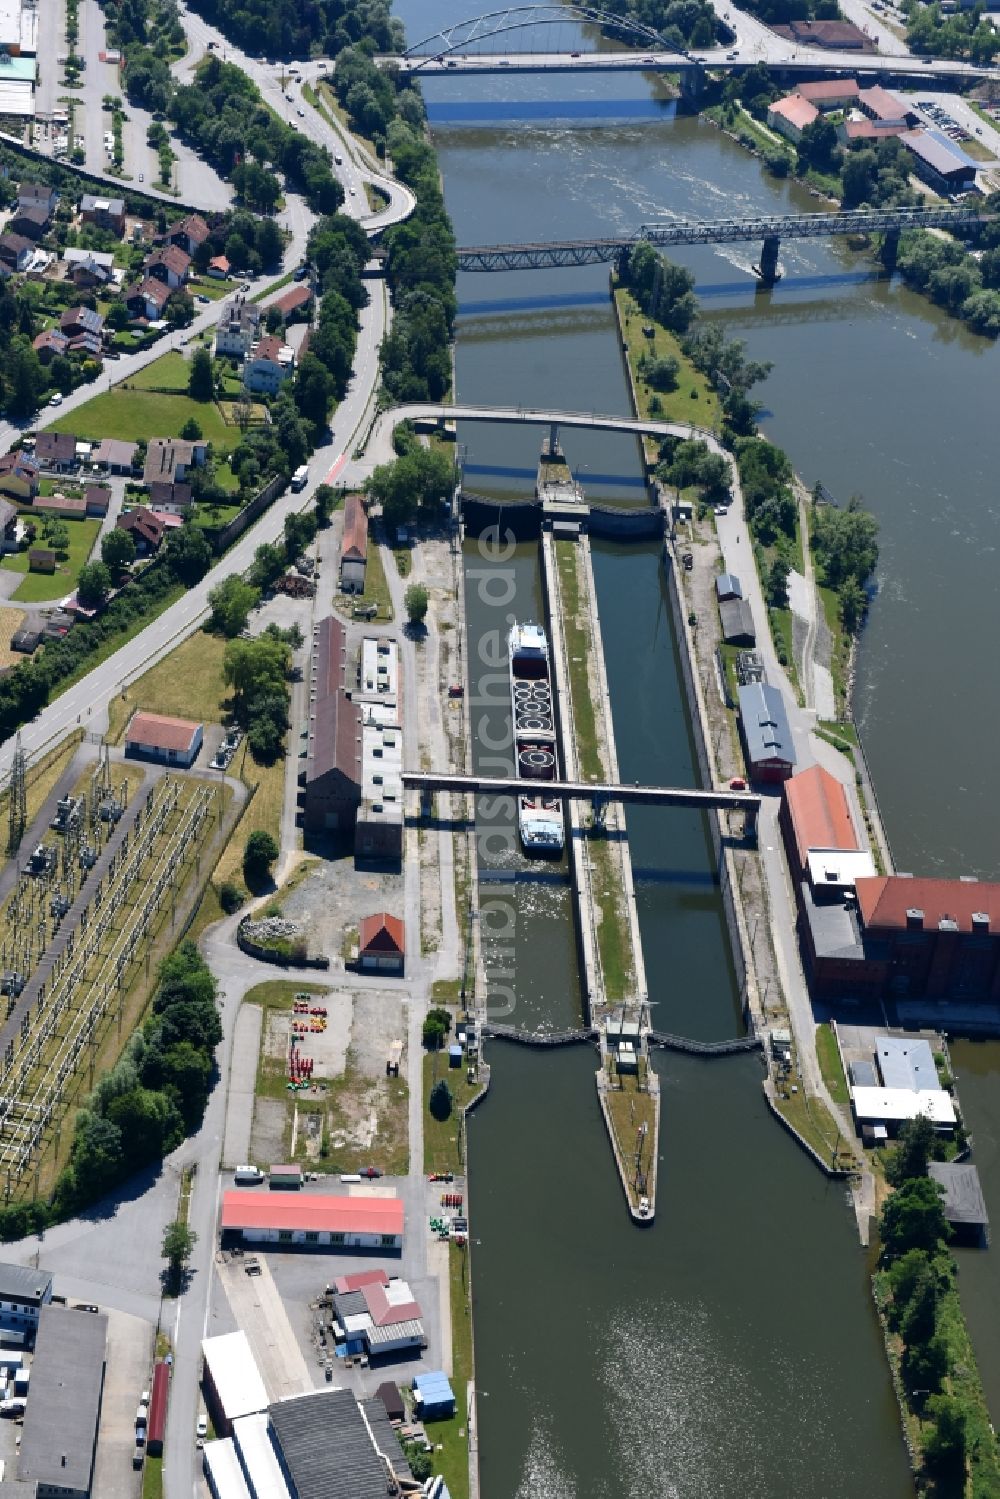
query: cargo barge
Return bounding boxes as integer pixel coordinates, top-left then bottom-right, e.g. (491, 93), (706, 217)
(508, 622), (565, 857)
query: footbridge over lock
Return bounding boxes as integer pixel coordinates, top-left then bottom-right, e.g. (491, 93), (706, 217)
(403, 772), (761, 837)
(454, 205), (985, 285)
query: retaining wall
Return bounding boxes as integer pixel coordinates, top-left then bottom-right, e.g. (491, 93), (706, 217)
(213, 473), (286, 554)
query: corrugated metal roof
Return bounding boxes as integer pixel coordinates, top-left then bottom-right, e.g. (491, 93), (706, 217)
(221, 1190), (403, 1237)
(0, 1262), (51, 1304)
(268, 1388), (391, 1499)
(737, 682), (795, 769)
(902, 128), (976, 178)
(719, 597), (755, 644)
(18, 1305), (107, 1493)
(365, 1317), (424, 1346)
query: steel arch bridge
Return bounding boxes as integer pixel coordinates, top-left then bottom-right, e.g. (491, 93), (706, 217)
(401, 5), (667, 63)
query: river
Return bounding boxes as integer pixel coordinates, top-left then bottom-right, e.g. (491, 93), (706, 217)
(394, 2), (1000, 1489)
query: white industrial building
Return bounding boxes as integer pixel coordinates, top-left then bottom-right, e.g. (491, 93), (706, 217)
(232, 1411), (290, 1498)
(204, 1436), (252, 1499)
(201, 1331), (269, 1437)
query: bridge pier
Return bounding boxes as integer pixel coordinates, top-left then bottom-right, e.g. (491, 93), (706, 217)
(879, 227), (900, 276)
(756, 235), (781, 287)
(548, 421), (559, 455)
(679, 64), (705, 107)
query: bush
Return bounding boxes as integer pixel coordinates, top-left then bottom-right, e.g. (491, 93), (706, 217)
(243, 829), (279, 888)
(429, 1078), (453, 1122)
(422, 1007), (452, 1050)
(219, 880), (245, 914)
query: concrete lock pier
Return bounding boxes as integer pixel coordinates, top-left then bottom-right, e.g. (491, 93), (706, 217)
(538, 504), (660, 1225)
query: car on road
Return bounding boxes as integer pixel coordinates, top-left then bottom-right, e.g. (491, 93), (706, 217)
(297, 106), (304, 115)
(138, 172), (144, 181)
(361, 1165), (383, 1179)
(349, 186), (355, 194)
(571, 50), (581, 57)
(196, 294), (210, 303)
(48, 393), (62, 407)
(196, 1415), (208, 1439)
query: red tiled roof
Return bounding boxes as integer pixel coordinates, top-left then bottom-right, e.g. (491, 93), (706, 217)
(359, 912), (404, 956)
(856, 876), (1000, 934)
(783, 766), (860, 871)
(342, 493), (368, 562)
(251, 334), (284, 363)
(332, 1269), (390, 1295)
(274, 283), (313, 316)
(220, 1191), (404, 1237)
(171, 213), (210, 245)
(147, 244), (191, 276)
(309, 615), (362, 784)
(796, 79), (861, 104)
(769, 95), (819, 131)
(125, 710), (200, 752)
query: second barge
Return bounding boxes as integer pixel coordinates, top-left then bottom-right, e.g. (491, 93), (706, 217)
(508, 622), (565, 857)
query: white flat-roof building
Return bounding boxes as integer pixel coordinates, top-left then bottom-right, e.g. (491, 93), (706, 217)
(355, 639), (402, 864)
(201, 1332), (269, 1437)
(852, 1086), (956, 1136)
(232, 1412), (290, 1499)
(204, 1437), (252, 1499)
(806, 847), (878, 893)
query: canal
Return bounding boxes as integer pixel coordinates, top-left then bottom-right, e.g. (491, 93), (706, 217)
(395, 1), (1000, 1487)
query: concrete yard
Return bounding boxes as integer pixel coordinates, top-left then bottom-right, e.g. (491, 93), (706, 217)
(217, 1256), (312, 1405)
(280, 853), (404, 966)
(92, 1309), (154, 1499)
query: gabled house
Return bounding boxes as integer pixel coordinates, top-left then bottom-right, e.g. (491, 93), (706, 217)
(144, 438), (206, 487)
(17, 183), (59, 216)
(0, 233), (32, 272)
(147, 480), (193, 513)
(91, 438), (138, 474)
(164, 213), (210, 256)
(358, 912), (405, 976)
(32, 329), (69, 364)
(34, 431), (77, 473)
(65, 251), (113, 290)
(0, 453), (40, 502)
(245, 335), (294, 394)
(84, 485), (112, 517)
(117, 505), (165, 556)
(273, 283), (313, 321)
(144, 244), (191, 289)
(214, 295), (260, 358)
(10, 204), (50, 240)
(206, 255), (230, 280)
(60, 305), (104, 341)
(124, 277), (171, 321)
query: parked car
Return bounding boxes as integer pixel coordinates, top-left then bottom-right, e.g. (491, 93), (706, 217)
(196, 1416), (208, 1439)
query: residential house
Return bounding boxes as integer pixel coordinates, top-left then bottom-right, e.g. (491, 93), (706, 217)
(144, 244), (191, 289)
(66, 332), (104, 360)
(80, 193), (125, 235)
(766, 94), (818, 143)
(0, 453), (39, 501)
(91, 438), (137, 474)
(60, 305), (105, 342)
(10, 204), (50, 240)
(206, 254), (230, 279)
(214, 295), (261, 358)
(64, 247), (115, 289)
(124, 277), (171, 321)
(245, 335), (294, 395)
(32, 329), (69, 364)
(0, 233), (32, 272)
(117, 505), (165, 556)
(148, 480), (193, 513)
(17, 183), (58, 216)
(34, 431), (77, 473)
(144, 437), (207, 487)
(164, 213), (210, 256)
(273, 282), (313, 320)
(84, 485), (111, 517)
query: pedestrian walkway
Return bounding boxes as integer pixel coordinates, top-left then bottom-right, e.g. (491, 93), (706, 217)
(221, 1002), (262, 1169)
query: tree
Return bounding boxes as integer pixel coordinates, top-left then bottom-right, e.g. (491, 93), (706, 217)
(839, 577), (867, 636)
(44, 518), (70, 556)
(180, 416), (203, 441)
(314, 483), (335, 526)
(885, 1114), (936, 1187)
(101, 528), (136, 576)
(76, 560), (112, 609)
(367, 447), (455, 529)
(219, 881), (244, 914)
(293, 352), (335, 429)
(162, 1220), (197, 1278)
(429, 1078), (453, 1122)
(164, 524), (212, 584)
(880, 1176), (950, 1261)
(209, 574), (259, 636)
(422, 1007), (452, 1050)
(901, 1333), (948, 1401)
(188, 346), (214, 401)
(405, 582), (429, 626)
(922, 1395), (967, 1479)
(243, 829), (279, 887)
(797, 116), (840, 174)
(766, 555), (790, 610)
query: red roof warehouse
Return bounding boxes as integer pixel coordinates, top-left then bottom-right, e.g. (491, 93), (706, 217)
(220, 1191), (404, 1252)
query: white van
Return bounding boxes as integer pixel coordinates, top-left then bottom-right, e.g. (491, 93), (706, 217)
(234, 1165), (264, 1185)
(290, 464), (309, 492)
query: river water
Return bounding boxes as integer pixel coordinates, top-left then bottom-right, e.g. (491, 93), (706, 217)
(395, 2), (1000, 1488)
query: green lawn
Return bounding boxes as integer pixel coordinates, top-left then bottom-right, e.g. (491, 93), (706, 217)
(2, 516), (101, 602)
(333, 537), (392, 622)
(423, 1051), (483, 1176)
(422, 1242), (473, 1499)
(815, 1022), (849, 1108)
(129, 350), (191, 392)
(47, 389), (237, 452)
(615, 286), (721, 432)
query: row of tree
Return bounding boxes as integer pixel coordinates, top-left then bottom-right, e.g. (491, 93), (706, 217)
(896, 228), (1000, 339)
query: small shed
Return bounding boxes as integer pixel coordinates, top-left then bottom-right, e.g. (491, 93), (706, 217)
(715, 572), (742, 602)
(359, 912), (405, 976)
(413, 1371), (455, 1421)
(737, 682), (796, 784)
(928, 1162), (989, 1246)
(268, 1164), (302, 1191)
(125, 710), (203, 769)
(448, 1043), (463, 1069)
(719, 597), (755, 646)
(27, 547), (55, 574)
(375, 1379), (405, 1424)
